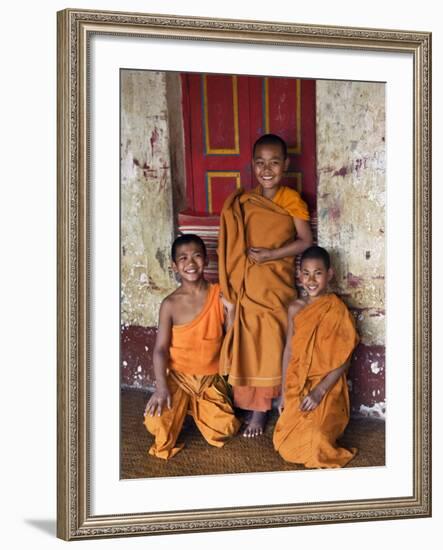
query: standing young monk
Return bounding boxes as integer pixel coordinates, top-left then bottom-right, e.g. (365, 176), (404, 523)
(144, 234), (240, 459)
(273, 246), (359, 468)
(218, 134), (313, 437)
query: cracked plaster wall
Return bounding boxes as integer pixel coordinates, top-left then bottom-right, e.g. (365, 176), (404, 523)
(316, 80), (385, 346)
(121, 70), (177, 328)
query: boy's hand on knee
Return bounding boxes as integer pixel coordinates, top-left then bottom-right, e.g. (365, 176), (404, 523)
(299, 386), (325, 412)
(144, 388), (172, 417)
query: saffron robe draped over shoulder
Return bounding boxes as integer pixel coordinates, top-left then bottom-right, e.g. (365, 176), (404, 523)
(218, 185), (309, 391)
(144, 283), (240, 459)
(169, 283), (224, 376)
(273, 294), (359, 468)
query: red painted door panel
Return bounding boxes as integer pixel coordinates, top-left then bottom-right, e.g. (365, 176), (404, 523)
(181, 73), (316, 215)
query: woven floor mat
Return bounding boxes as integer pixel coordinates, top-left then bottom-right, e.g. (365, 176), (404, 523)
(121, 388), (385, 479)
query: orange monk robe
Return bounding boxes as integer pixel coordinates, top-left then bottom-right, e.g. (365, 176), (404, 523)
(144, 283), (240, 459)
(273, 294), (359, 468)
(218, 185), (310, 411)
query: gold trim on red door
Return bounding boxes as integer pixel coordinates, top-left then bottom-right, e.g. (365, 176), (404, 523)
(206, 171), (241, 213)
(264, 78), (302, 154)
(203, 75), (240, 155)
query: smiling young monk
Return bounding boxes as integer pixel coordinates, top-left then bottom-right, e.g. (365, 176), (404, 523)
(218, 134), (313, 438)
(143, 234), (240, 459)
(273, 246), (359, 468)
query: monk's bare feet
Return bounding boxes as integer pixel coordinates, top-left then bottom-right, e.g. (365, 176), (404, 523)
(243, 411), (267, 438)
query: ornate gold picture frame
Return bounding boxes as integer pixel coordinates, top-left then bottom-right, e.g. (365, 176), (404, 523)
(57, 8), (431, 540)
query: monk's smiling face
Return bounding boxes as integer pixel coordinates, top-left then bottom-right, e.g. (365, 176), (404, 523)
(172, 242), (207, 282)
(299, 258), (333, 301)
(252, 143), (290, 199)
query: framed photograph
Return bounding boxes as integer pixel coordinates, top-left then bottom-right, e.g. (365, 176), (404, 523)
(57, 8), (431, 540)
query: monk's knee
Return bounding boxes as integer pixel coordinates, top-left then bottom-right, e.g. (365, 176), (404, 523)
(144, 413), (165, 436)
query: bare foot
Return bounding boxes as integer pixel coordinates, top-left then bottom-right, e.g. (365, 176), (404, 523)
(243, 411), (267, 438)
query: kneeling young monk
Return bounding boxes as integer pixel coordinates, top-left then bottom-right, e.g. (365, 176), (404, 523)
(273, 246), (359, 468)
(144, 234), (240, 459)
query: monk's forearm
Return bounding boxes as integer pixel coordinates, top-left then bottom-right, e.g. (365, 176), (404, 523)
(152, 349), (169, 388)
(315, 365), (347, 397)
(281, 345), (291, 388)
(270, 237), (312, 260)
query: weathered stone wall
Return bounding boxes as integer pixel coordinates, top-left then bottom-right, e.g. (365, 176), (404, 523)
(121, 70), (176, 329)
(316, 80), (385, 416)
(120, 70), (177, 386)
